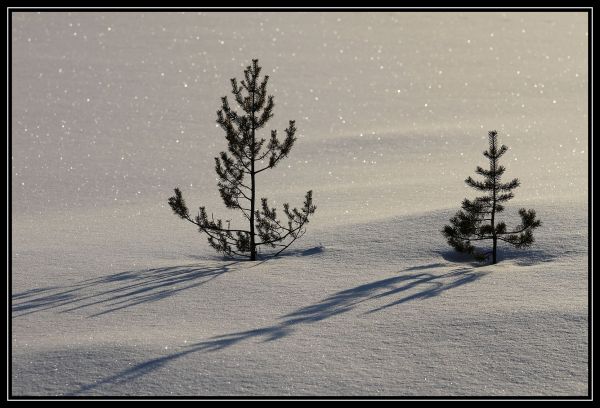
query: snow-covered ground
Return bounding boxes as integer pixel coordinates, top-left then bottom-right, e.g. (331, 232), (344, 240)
(11, 11), (588, 396)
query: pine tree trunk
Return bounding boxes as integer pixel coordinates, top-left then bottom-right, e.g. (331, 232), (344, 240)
(250, 164), (256, 261)
(491, 193), (497, 264)
(249, 86), (257, 261)
(491, 154), (497, 264)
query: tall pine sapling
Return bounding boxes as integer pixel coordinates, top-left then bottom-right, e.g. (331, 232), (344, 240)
(169, 59), (316, 261)
(443, 130), (541, 264)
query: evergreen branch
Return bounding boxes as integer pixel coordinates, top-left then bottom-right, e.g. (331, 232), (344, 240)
(256, 191), (316, 247)
(255, 96), (274, 129)
(219, 181), (251, 202)
(220, 174), (251, 193)
(498, 178), (520, 191)
(495, 192), (514, 202)
(272, 227), (307, 257)
(168, 188), (189, 219)
(201, 227), (240, 248)
(465, 176), (493, 191)
(256, 223), (305, 247)
(450, 234), (494, 242)
(193, 217), (251, 236)
(215, 157), (251, 192)
(475, 166), (493, 177)
(191, 209), (251, 235)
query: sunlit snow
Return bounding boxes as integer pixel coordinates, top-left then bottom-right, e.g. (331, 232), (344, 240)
(11, 11), (588, 397)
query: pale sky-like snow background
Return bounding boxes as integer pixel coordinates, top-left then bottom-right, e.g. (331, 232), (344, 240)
(12, 12), (587, 219)
(11, 11), (588, 397)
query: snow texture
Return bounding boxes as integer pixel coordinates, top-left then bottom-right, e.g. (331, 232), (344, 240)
(11, 11), (588, 396)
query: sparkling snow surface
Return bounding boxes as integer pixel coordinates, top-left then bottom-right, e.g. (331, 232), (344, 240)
(12, 12), (588, 396)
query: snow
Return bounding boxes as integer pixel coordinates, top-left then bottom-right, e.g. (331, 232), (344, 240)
(11, 11), (588, 396)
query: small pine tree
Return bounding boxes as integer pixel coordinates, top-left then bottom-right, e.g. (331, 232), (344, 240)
(443, 130), (541, 264)
(168, 59), (316, 261)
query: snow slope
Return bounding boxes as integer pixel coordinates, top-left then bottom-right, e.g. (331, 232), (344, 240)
(11, 11), (588, 397)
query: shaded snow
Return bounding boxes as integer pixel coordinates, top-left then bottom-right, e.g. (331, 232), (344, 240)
(11, 11), (588, 396)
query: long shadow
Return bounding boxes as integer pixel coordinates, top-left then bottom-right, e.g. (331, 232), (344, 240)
(362, 268), (483, 314)
(70, 262), (486, 395)
(190, 266), (485, 353)
(12, 262), (237, 318)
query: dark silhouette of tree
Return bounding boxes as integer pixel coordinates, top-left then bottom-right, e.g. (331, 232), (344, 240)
(169, 59), (316, 261)
(443, 130), (541, 264)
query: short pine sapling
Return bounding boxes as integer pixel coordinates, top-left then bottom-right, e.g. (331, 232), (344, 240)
(169, 59), (316, 260)
(443, 130), (541, 264)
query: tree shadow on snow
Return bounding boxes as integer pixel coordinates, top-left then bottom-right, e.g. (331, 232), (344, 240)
(12, 262), (238, 318)
(273, 245), (326, 258)
(69, 262), (486, 395)
(187, 245), (326, 263)
(437, 246), (557, 267)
